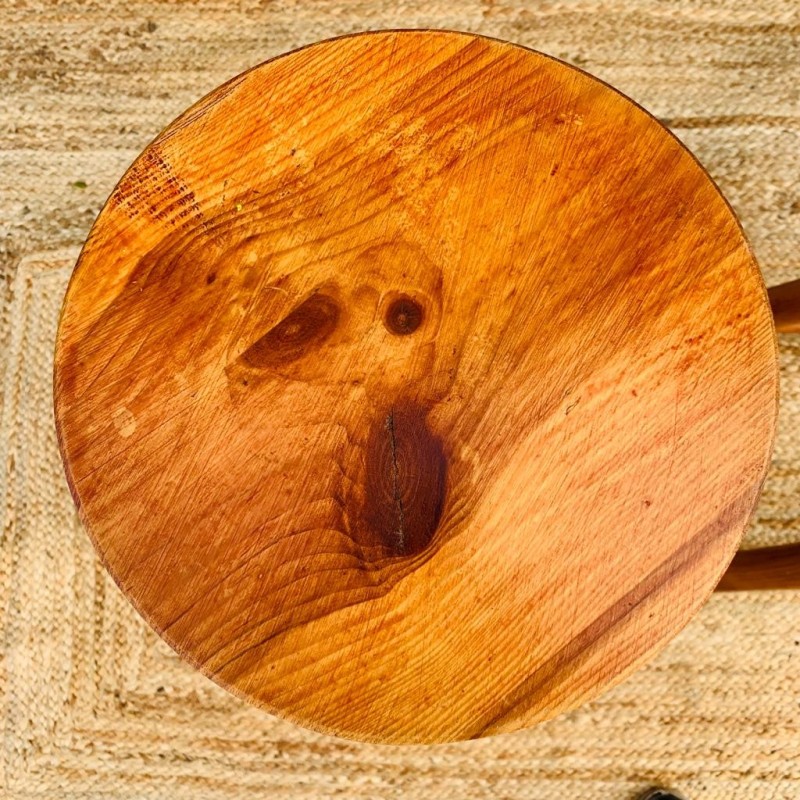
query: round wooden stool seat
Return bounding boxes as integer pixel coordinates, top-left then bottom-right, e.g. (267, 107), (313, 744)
(54, 30), (778, 743)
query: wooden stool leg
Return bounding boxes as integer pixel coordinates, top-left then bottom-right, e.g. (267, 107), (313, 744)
(718, 544), (800, 590)
(768, 279), (800, 333)
(717, 280), (800, 590)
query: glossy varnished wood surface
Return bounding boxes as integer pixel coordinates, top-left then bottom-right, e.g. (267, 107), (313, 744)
(53, 31), (779, 743)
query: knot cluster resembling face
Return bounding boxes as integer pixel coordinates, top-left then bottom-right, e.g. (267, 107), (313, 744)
(216, 237), (455, 561)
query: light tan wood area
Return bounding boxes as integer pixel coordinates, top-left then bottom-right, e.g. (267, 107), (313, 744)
(53, 31), (779, 743)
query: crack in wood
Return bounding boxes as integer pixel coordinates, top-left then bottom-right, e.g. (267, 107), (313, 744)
(385, 408), (407, 554)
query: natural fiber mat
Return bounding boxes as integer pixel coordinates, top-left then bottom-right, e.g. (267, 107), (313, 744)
(1, 2), (798, 798)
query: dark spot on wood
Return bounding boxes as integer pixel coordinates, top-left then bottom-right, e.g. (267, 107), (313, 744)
(240, 293), (339, 369)
(362, 404), (446, 557)
(385, 296), (423, 336)
(206, 272), (216, 284)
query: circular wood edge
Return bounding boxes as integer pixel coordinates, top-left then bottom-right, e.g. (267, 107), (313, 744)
(52, 28), (782, 743)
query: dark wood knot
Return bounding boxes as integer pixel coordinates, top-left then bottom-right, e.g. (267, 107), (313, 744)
(240, 292), (339, 369)
(384, 295), (424, 336)
(362, 403), (446, 557)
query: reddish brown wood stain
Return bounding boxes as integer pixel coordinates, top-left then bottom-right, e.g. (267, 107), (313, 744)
(54, 31), (780, 743)
(239, 293), (341, 369)
(362, 404), (447, 557)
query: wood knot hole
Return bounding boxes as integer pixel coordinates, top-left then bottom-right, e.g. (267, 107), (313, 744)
(385, 296), (423, 336)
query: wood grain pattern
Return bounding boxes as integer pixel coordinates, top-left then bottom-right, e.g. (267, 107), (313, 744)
(53, 30), (780, 744)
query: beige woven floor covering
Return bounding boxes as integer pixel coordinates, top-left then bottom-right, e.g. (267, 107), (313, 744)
(1, 1), (799, 798)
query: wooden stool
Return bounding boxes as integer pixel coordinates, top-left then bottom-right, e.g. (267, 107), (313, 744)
(53, 30), (800, 744)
